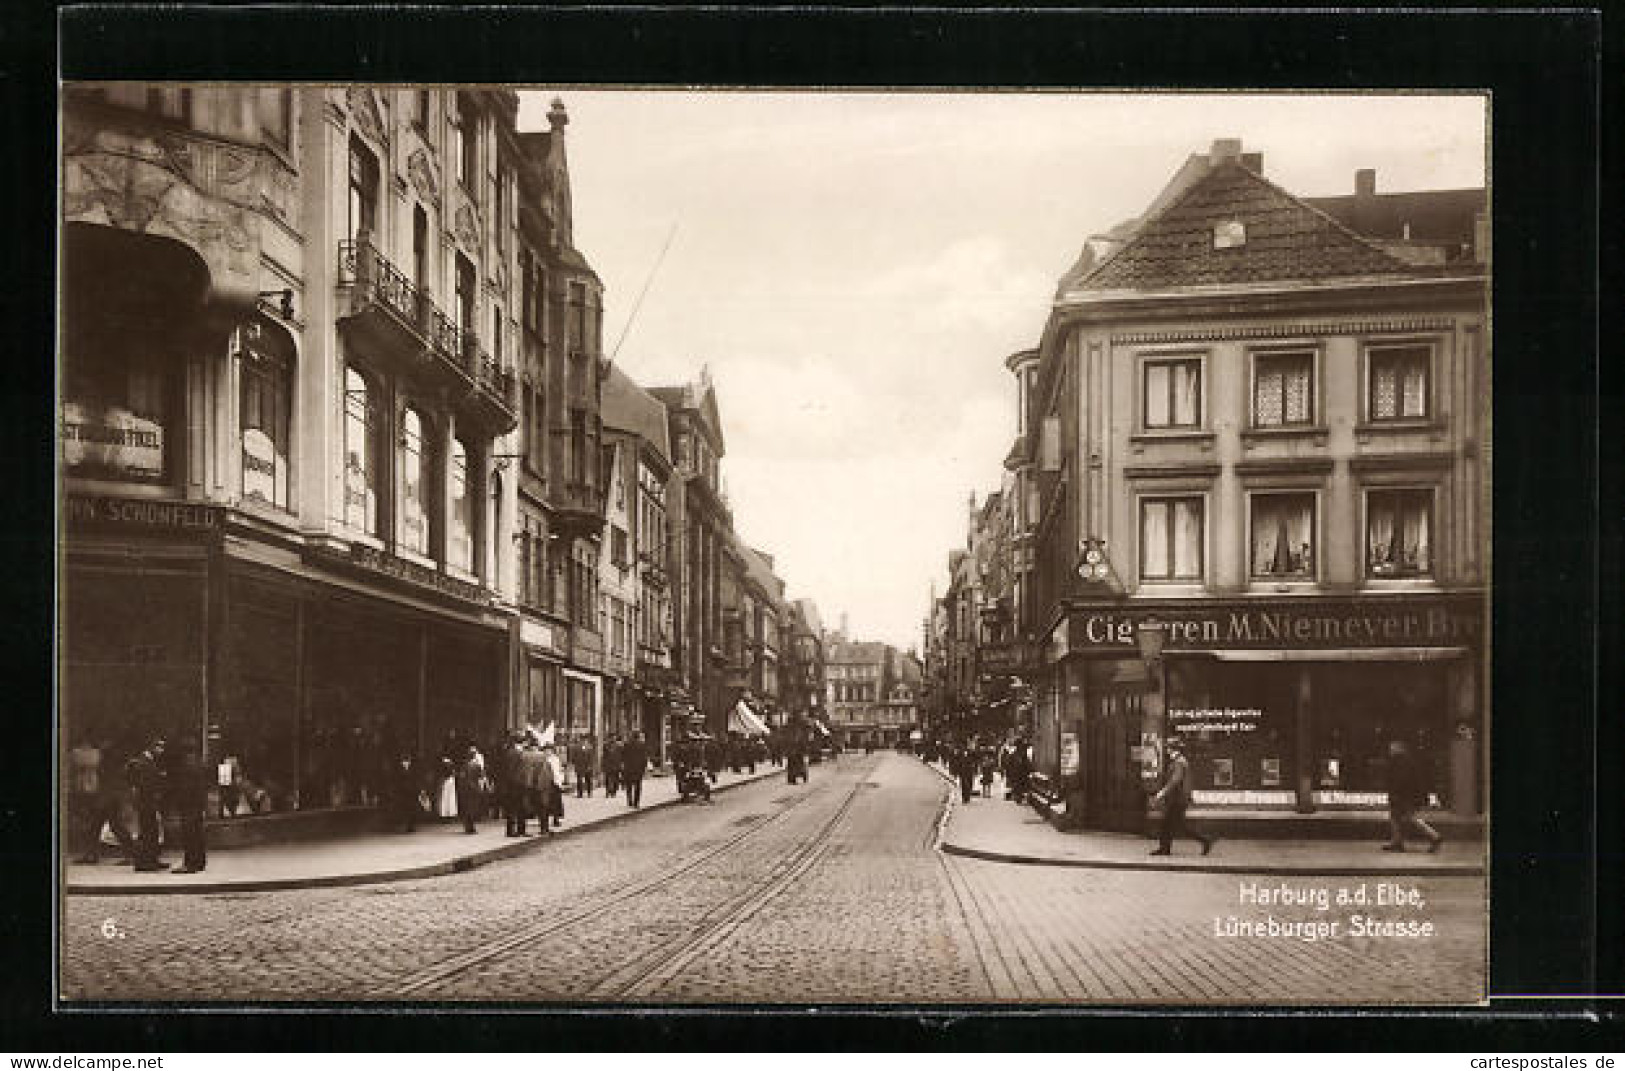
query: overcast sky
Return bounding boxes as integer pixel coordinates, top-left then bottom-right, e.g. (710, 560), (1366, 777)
(516, 91), (1486, 652)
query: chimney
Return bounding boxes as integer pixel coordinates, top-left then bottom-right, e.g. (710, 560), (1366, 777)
(1210, 138), (1243, 164)
(1240, 151), (1263, 175)
(1356, 168), (1377, 197)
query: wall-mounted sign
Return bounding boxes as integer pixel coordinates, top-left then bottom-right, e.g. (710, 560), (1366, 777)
(306, 543), (490, 606)
(1067, 596), (1480, 653)
(520, 619), (557, 653)
(979, 642), (1033, 675)
(1169, 707), (1264, 734)
(1059, 731), (1080, 777)
(61, 401), (165, 479)
(65, 493), (222, 533)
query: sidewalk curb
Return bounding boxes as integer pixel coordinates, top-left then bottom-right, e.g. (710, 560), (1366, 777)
(925, 760), (1486, 878)
(65, 767), (786, 896)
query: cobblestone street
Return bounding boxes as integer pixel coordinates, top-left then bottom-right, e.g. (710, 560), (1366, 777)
(61, 754), (1486, 1005)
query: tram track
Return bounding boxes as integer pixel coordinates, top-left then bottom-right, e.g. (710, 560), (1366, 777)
(380, 756), (877, 1000)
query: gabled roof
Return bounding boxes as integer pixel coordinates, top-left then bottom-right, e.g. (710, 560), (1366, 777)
(1076, 158), (1415, 292)
(792, 598), (823, 638)
(602, 365), (671, 463)
(650, 376), (726, 455)
(1305, 187), (1485, 258)
(738, 542), (785, 603)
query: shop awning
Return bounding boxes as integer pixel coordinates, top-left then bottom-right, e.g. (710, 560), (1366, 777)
(729, 701), (770, 736)
(1209, 647), (1469, 662)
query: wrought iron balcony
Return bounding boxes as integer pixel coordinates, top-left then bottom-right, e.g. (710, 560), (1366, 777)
(337, 237), (468, 391)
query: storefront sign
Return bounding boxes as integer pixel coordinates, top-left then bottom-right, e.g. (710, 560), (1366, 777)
(62, 401), (165, 479)
(308, 543), (490, 606)
(1059, 731), (1080, 777)
(241, 428), (282, 504)
(1068, 597), (1480, 652)
(1170, 707), (1264, 734)
(979, 642), (1033, 674)
(65, 493), (221, 533)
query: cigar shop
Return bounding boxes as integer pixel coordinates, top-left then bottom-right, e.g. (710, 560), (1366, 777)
(1033, 593), (1485, 832)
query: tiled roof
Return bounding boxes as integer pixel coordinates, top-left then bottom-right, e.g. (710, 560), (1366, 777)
(1305, 188), (1484, 257)
(1078, 160), (1414, 291)
(602, 364), (670, 463)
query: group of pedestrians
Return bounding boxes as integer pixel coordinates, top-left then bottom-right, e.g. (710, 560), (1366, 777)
(67, 733), (208, 874)
(936, 735), (1030, 807)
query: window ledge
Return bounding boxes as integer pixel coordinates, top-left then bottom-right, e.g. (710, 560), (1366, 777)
(1246, 579), (1321, 593)
(1241, 425), (1329, 446)
(1362, 576), (1438, 589)
(1133, 583), (1207, 598)
(1131, 428), (1214, 446)
(1355, 419), (1442, 437)
(397, 546), (437, 570)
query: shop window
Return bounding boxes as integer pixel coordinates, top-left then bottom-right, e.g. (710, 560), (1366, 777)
(1249, 493), (1316, 580)
(61, 347), (177, 485)
(347, 136), (379, 244)
(448, 437), (473, 572)
(342, 366), (381, 535)
(238, 319), (292, 509)
(1252, 350), (1314, 427)
(398, 407), (433, 557)
(1368, 344), (1431, 421)
(1139, 496), (1204, 581)
(1367, 488), (1433, 579)
(1143, 358), (1202, 429)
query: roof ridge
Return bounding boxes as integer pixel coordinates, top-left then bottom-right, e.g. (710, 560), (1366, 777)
(1231, 160), (1415, 271)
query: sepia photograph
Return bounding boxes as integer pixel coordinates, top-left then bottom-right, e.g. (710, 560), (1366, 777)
(57, 84), (1490, 1006)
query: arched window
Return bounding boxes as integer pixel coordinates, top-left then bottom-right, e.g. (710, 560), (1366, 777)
(398, 406), (432, 556)
(240, 316), (293, 509)
(342, 366), (380, 534)
(448, 436), (473, 572)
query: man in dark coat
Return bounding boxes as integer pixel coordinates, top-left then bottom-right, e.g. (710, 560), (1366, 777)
(498, 735), (527, 837)
(166, 741), (208, 873)
(387, 752), (420, 833)
(1383, 738), (1444, 852)
(519, 740), (552, 835)
(569, 735), (595, 798)
(602, 735), (622, 798)
(951, 745), (976, 804)
(1150, 738), (1214, 856)
(125, 738), (168, 871)
(621, 730), (649, 807)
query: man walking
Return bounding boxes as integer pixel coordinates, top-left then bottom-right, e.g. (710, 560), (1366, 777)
(167, 740), (208, 873)
(621, 730), (648, 807)
(67, 732), (108, 863)
(125, 737), (168, 872)
(602, 735), (622, 798)
(519, 737), (550, 836)
(1150, 738), (1214, 856)
(569, 734), (596, 798)
(952, 744), (975, 805)
(1383, 738), (1444, 853)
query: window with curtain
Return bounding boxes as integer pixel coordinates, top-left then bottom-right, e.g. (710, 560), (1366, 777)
(1250, 493), (1316, 579)
(1367, 489), (1433, 578)
(1140, 496), (1204, 581)
(448, 437), (473, 572)
(342, 366), (380, 534)
(1252, 351), (1314, 427)
(347, 137), (378, 244)
(1143, 358), (1202, 429)
(239, 319), (292, 509)
(1369, 344), (1431, 421)
(398, 407), (432, 556)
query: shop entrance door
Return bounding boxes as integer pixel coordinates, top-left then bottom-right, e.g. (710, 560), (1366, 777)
(1084, 690), (1146, 833)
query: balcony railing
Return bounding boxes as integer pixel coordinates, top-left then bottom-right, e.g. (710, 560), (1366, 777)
(338, 238), (465, 365)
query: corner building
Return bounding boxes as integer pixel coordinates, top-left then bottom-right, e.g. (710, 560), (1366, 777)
(1022, 141), (1488, 830)
(59, 85), (602, 823)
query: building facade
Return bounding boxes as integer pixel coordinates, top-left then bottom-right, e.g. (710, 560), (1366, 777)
(60, 85), (540, 814)
(1018, 140), (1488, 830)
(781, 598), (826, 726)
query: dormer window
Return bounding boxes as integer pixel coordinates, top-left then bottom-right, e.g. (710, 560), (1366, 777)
(1213, 220), (1246, 249)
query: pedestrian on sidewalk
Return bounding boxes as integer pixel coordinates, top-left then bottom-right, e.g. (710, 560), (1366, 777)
(570, 734), (596, 798)
(1149, 738), (1214, 856)
(621, 730), (648, 807)
(166, 740), (208, 873)
(1382, 738), (1444, 853)
(67, 732), (109, 863)
(951, 745), (975, 804)
(519, 736), (549, 836)
(125, 737), (168, 872)
(540, 743), (565, 828)
(979, 749), (996, 798)
(602, 735), (622, 798)
(387, 752), (420, 833)
(455, 744), (486, 834)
